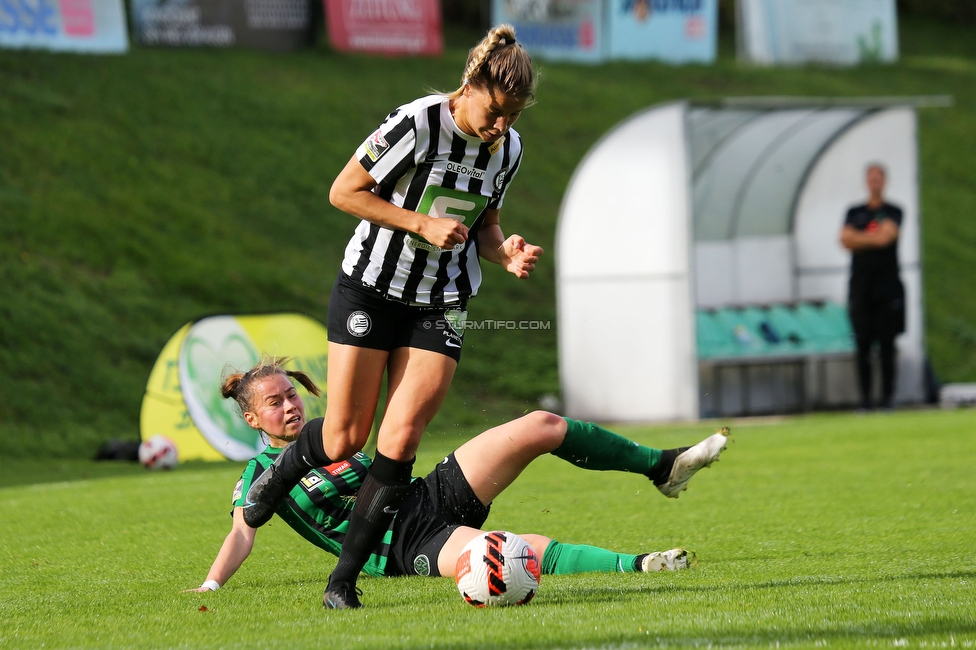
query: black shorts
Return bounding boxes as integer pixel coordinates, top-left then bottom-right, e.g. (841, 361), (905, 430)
(386, 453), (491, 577)
(328, 273), (467, 362)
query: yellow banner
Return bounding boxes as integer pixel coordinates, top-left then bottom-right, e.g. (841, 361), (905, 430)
(140, 314), (329, 461)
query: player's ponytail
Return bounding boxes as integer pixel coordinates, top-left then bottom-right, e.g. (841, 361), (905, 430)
(285, 368), (321, 397)
(447, 24), (536, 103)
(220, 356), (321, 415)
(220, 372), (247, 406)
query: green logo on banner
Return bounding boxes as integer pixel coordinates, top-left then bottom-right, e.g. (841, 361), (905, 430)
(181, 320), (262, 453)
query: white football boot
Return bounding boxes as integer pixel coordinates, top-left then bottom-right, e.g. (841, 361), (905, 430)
(641, 548), (696, 572)
(656, 427), (730, 498)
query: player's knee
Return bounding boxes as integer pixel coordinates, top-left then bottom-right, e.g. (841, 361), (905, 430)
(323, 437), (359, 462)
(519, 410), (566, 453)
(375, 422), (425, 461)
(519, 533), (553, 560)
(323, 423), (370, 461)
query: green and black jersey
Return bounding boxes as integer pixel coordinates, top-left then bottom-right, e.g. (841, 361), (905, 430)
(232, 447), (411, 577)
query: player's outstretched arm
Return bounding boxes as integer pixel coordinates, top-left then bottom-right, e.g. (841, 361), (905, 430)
(184, 507), (257, 592)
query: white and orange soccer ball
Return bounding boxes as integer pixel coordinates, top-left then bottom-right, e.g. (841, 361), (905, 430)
(138, 434), (179, 470)
(455, 531), (541, 607)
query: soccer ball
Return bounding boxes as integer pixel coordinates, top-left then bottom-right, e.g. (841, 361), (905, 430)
(139, 434), (179, 470)
(455, 531), (540, 607)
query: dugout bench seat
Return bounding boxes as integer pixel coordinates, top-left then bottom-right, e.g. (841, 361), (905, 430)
(697, 301), (856, 417)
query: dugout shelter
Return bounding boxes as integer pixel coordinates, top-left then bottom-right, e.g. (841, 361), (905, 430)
(556, 98), (936, 421)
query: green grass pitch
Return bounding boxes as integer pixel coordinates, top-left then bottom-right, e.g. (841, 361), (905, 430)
(1, 408), (974, 648)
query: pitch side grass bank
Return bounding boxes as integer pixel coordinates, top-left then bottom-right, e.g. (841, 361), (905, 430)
(2, 15), (976, 458)
(1, 408), (973, 648)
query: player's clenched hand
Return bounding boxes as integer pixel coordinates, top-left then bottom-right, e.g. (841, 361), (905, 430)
(418, 215), (469, 249)
(500, 235), (543, 279)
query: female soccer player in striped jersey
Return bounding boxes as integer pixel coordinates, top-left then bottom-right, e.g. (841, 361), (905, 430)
(241, 25), (546, 608)
(188, 360), (730, 597)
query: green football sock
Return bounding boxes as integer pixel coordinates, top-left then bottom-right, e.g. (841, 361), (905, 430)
(552, 418), (662, 474)
(541, 540), (639, 575)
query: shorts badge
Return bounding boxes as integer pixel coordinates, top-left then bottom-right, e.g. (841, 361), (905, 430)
(347, 311), (371, 337)
(414, 554), (431, 576)
(444, 309), (467, 335)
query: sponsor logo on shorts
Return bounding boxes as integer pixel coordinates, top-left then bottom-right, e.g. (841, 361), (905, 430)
(233, 479), (244, 502)
(443, 326), (463, 347)
(446, 161), (485, 179)
(300, 474), (324, 491)
(444, 309), (467, 335)
(364, 130), (389, 162)
(493, 168), (507, 192)
(347, 311), (371, 337)
(414, 554), (431, 576)
(442, 309), (465, 351)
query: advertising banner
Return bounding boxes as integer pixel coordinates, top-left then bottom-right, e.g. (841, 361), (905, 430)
(492, 0), (603, 64)
(738, 0), (898, 65)
(140, 313), (329, 461)
(492, 0), (716, 64)
(606, 0), (716, 62)
(325, 0), (442, 55)
(0, 0), (128, 53)
(130, 0), (315, 50)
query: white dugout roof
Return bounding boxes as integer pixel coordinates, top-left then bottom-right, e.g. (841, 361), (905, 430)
(556, 99), (937, 422)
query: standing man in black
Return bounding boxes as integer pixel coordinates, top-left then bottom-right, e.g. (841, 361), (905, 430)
(840, 163), (906, 411)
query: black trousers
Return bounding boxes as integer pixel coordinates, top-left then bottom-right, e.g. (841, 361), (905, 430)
(848, 274), (904, 408)
(854, 332), (896, 408)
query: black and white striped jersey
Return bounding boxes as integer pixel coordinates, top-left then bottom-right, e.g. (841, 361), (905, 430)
(340, 94), (523, 305)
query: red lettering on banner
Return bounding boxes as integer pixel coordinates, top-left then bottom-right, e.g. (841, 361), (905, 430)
(579, 19), (594, 49)
(349, 0), (422, 21)
(60, 0), (94, 36)
(325, 0), (442, 55)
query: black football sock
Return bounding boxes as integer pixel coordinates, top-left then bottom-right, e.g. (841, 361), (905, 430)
(294, 417), (332, 466)
(242, 418), (335, 529)
(275, 417), (333, 484)
(328, 451), (415, 587)
(645, 447), (690, 486)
